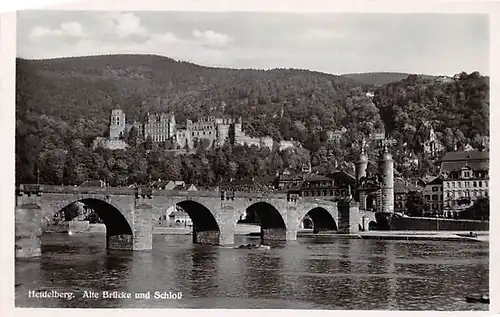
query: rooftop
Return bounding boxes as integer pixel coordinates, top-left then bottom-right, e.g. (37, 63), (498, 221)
(169, 211), (190, 218)
(440, 161), (488, 173)
(440, 151), (489, 162)
(394, 178), (422, 193)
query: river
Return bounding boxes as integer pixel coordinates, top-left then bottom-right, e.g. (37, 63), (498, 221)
(15, 233), (489, 310)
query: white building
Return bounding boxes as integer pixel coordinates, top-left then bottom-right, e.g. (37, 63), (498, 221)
(440, 151), (489, 217)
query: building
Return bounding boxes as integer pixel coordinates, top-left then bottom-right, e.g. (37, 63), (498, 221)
(176, 116), (235, 149)
(109, 109), (127, 139)
(394, 178), (423, 214)
(440, 151), (489, 217)
(99, 109), (294, 151)
(150, 180), (185, 190)
(355, 141), (395, 215)
(143, 112), (176, 143)
(421, 176), (443, 216)
(169, 211), (193, 225)
(275, 170), (355, 201)
(423, 125), (444, 157)
(327, 127), (347, 142)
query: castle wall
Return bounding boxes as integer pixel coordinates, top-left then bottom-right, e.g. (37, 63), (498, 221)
(93, 137), (128, 150)
(144, 113), (175, 142)
(106, 110), (282, 151)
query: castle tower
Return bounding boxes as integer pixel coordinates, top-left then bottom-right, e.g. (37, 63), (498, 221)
(169, 113), (176, 139)
(378, 144), (394, 214)
(109, 109), (126, 140)
(355, 138), (368, 184)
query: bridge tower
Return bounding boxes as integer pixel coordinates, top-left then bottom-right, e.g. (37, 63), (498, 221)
(355, 138), (368, 184)
(378, 144), (394, 214)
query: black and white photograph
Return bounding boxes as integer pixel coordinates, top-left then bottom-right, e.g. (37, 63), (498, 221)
(7, 0), (495, 313)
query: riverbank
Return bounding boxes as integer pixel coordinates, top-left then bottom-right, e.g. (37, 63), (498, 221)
(45, 223), (488, 242)
(298, 230), (489, 242)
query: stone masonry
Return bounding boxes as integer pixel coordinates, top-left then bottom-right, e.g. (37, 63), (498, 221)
(15, 185), (371, 258)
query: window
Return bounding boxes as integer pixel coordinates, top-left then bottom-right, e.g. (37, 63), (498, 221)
(479, 181), (482, 187)
(458, 182), (462, 188)
(425, 195), (431, 200)
(432, 187), (438, 192)
(473, 181), (477, 187)
(432, 195), (438, 201)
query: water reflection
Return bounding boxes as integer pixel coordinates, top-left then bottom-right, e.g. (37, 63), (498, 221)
(15, 233), (489, 310)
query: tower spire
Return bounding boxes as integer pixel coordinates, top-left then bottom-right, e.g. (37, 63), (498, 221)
(360, 136), (367, 155)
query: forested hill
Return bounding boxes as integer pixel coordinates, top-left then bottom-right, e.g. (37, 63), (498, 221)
(373, 72), (489, 156)
(16, 54), (365, 139)
(342, 72), (437, 86)
(16, 54), (489, 185)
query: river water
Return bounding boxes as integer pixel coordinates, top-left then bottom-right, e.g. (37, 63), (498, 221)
(15, 233), (489, 310)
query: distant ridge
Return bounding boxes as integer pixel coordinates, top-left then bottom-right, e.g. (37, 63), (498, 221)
(342, 72), (437, 86)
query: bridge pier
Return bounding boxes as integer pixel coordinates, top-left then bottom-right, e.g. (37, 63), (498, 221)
(286, 228), (297, 241)
(193, 229), (220, 245)
(15, 203), (43, 258)
(338, 201), (361, 234)
(107, 234), (134, 250)
(192, 208), (235, 246)
(107, 203), (154, 251)
(261, 228), (287, 240)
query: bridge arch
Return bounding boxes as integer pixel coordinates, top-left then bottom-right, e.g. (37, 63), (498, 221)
(302, 207), (338, 233)
(245, 201), (286, 230)
(244, 201), (287, 241)
(175, 200), (219, 232)
(52, 199), (133, 237)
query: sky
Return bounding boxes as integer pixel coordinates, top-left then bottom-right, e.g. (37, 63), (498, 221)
(16, 11), (490, 76)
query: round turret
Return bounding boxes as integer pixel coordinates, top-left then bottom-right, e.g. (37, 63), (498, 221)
(378, 148), (394, 214)
(357, 153), (368, 164)
(380, 152), (393, 162)
(355, 152), (368, 182)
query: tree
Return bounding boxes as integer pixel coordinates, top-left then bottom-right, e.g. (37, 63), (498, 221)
(461, 197), (489, 220)
(127, 126), (139, 147)
(405, 191), (429, 217)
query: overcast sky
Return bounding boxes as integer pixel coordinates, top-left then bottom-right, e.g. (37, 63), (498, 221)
(16, 11), (489, 76)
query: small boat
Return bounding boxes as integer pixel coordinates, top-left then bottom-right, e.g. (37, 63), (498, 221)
(466, 294), (489, 304)
(237, 244), (271, 250)
(457, 232), (478, 238)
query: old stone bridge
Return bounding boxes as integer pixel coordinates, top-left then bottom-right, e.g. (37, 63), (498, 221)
(15, 184), (376, 258)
